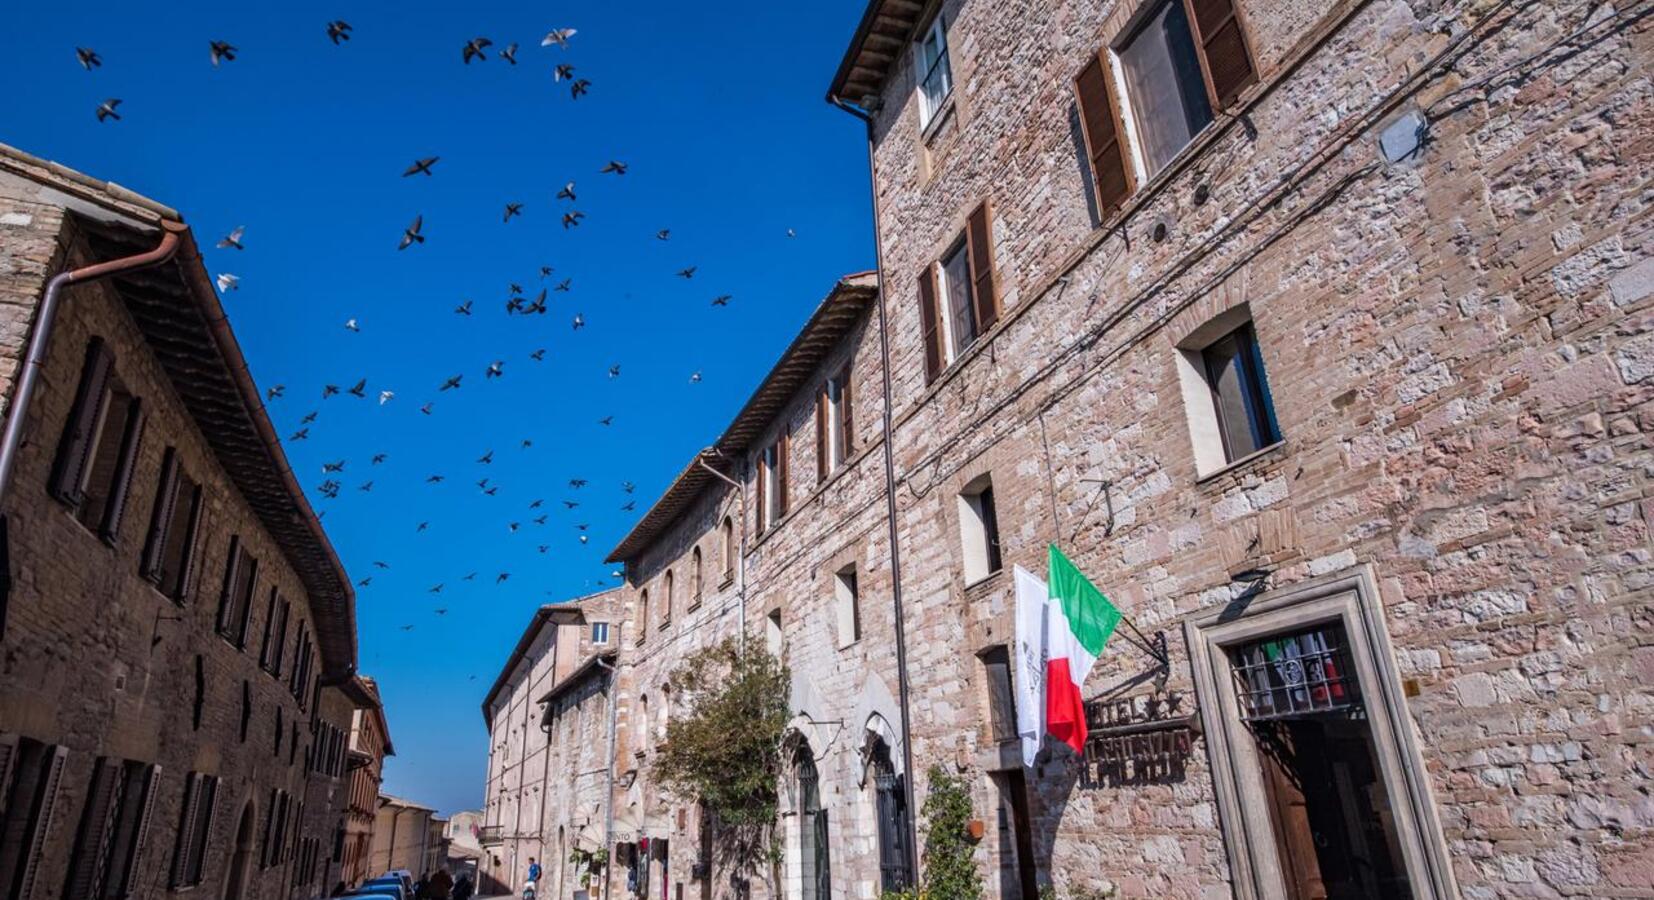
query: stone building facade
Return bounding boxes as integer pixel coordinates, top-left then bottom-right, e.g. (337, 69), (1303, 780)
(369, 795), (438, 877)
(343, 677), (394, 888)
(0, 143), (364, 900)
(478, 592), (621, 897)
(497, 0), (1654, 898)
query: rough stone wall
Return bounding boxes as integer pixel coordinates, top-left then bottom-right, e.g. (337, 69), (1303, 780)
(540, 656), (618, 900)
(0, 187), (357, 900)
(297, 686), (358, 897)
(860, 0), (1654, 897)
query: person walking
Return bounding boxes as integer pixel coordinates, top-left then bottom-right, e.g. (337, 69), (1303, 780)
(525, 858), (542, 899)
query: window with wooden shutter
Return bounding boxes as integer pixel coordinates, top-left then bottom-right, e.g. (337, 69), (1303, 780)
(141, 449), (180, 580)
(918, 266), (942, 384)
(272, 600), (289, 677)
(966, 203), (999, 331)
(816, 385), (830, 482)
(64, 757), (123, 900)
(258, 587), (280, 671)
(50, 338), (115, 505)
(170, 774), (199, 887)
(69, 377), (144, 541)
(1184, 0), (1255, 109)
(3, 742), (69, 900)
(777, 430), (790, 519)
(838, 366), (854, 457)
(1074, 52), (1135, 217)
(217, 538), (243, 638)
(107, 763), (159, 900)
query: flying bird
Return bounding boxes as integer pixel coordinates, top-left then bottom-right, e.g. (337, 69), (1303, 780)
(499, 43), (518, 64)
(562, 500), (580, 509)
(399, 215), (424, 250)
(787, 228), (797, 238)
(507, 522), (519, 533)
(521, 439), (533, 449)
(96, 98), (122, 122)
(529, 499), (544, 509)
(477, 450), (494, 464)
(440, 374), (463, 391)
(401, 624), (414, 631)
(266, 385), (285, 401)
(509, 283), (524, 295)
(608, 364), (621, 378)
(347, 378), (367, 398)
(455, 300), (473, 316)
(540, 265), (554, 278)
(344, 318), (360, 332)
(562, 211), (584, 229)
(553, 63), (575, 82)
(621, 481), (635, 493)
(656, 229), (671, 241)
(463, 37), (492, 64)
(426, 475), (444, 484)
(621, 501), (635, 511)
(689, 370), (703, 383)
(322, 384), (340, 399)
(570, 79), (592, 99)
(486, 361), (504, 379)
(541, 28), (577, 48)
(212, 272), (236, 291)
(524, 292), (547, 315)
(557, 182), (576, 201)
(403, 157), (439, 177)
(76, 47), (102, 70)
(289, 428), (309, 441)
(357, 577), (372, 587)
(416, 522), (429, 532)
(463, 573), (477, 582)
(712, 294), (732, 306)
(569, 479), (587, 489)
(598, 416), (613, 426)
(301, 411), (318, 424)
(530, 349), (547, 361)
(572, 313), (585, 330)
(372, 454), (387, 465)
(677, 266), (697, 279)
(434, 608), (447, 616)
(373, 561), (390, 569)
(503, 203), (523, 222)
(359, 481), (374, 492)
(420, 402), (434, 415)
(428, 583), (444, 594)
(326, 21), (353, 44)
(322, 460), (346, 473)
(378, 390), (395, 405)
(217, 226), (246, 250)
(496, 572), (510, 584)
(554, 279), (571, 293)
(600, 160), (628, 175)
(209, 41), (237, 67)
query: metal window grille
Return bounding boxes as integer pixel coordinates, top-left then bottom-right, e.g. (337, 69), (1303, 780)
(1228, 623), (1362, 722)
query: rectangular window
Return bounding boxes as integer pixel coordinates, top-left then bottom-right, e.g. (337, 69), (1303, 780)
(591, 622), (610, 645)
(141, 448), (204, 602)
(957, 477), (1003, 585)
(1118, 0), (1213, 176)
(64, 758), (161, 900)
(1186, 572), (1457, 900)
(817, 368), (854, 480)
(919, 204), (998, 383)
(170, 773), (217, 888)
(216, 538), (258, 647)
(765, 609), (783, 658)
(915, 14), (953, 127)
(0, 736), (69, 900)
(51, 339), (145, 542)
(939, 240), (977, 363)
(1201, 322), (1280, 463)
(758, 434), (788, 532)
(980, 645), (1017, 742)
(834, 565), (861, 649)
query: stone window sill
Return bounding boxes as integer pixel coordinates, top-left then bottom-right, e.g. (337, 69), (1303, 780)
(1195, 440), (1288, 486)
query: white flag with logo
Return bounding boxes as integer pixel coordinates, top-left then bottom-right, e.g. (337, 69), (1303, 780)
(1013, 565), (1049, 767)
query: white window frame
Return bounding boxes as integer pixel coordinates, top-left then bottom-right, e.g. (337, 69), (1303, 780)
(760, 444), (782, 530)
(833, 565), (860, 649)
(936, 239), (973, 365)
(915, 14), (954, 128)
(1183, 566), (1459, 900)
(956, 475), (999, 585)
(825, 375), (846, 472)
(590, 622), (609, 646)
(765, 609), (784, 658)
(1175, 304), (1281, 477)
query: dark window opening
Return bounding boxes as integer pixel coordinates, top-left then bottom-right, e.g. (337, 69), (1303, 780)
(1118, 0), (1214, 175)
(797, 746), (830, 900)
(0, 738), (69, 900)
(871, 739), (913, 892)
(51, 339), (145, 543)
(981, 646), (1018, 743)
(192, 656), (205, 730)
(240, 680), (252, 743)
(141, 447), (203, 601)
(1202, 322), (1281, 463)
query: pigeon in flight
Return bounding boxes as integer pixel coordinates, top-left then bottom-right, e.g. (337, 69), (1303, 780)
(608, 364), (621, 378)
(266, 385), (285, 401)
(416, 522), (429, 532)
(76, 47), (102, 70)
(301, 411), (319, 424)
(621, 481), (635, 493)
(322, 460), (346, 473)
(570, 79), (592, 99)
(401, 624), (414, 631)
(541, 28), (577, 48)
(359, 481), (374, 492)
(563, 500), (580, 509)
(289, 428), (309, 441)
(483, 485), (499, 496)
(509, 282), (524, 295)
(463, 37), (492, 64)
(553, 63), (575, 82)
(712, 294), (731, 306)
(478, 450), (495, 464)
(322, 384), (340, 399)
(598, 416), (613, 426)
(358, 577), (372, 587)
(426, 475), (444, 484)
(557, 182), (576, 201)
(399, 215), (424, 250)
(689, 370), (703, 383)
(420, 402), (434, 415)
(455, 300), (473, 316)
(344, 318), (360, 332)
(553, 279), (572, 294)
(530, 349), (547, 361)
(209, 41), (237, 67)
(787, 228), (797, 238)
(529, 499), (544, 509)
(499, 43), (518, 64)
(600, 160), (628, 175)
(508, 522), (519, 533)
(621, 501), (636, 511)
(96, 98), (122, 122)
(496, 572), (511, 584)
(217, 226), (246, 250)
(373, 561), (390, 569)
(572, 313), (585, 330)
(562, 211), (585, 229)
(486, 361), (504, 379)
(429, 583), (444, 594)
(569, 479), (587, 489)
(677, 266), (697, 279)
(326, 21), (353, 44)
(656, 229), (671, 241)
(463, 573), (477, 582)
(533, 515), (548, 526)
(540, 265), (554, 278)
(503, 203), (523, 222)
(403, 157), (439, 177)
(434, 608), (447, 616)
(524, 292), (547, 315)
(378, 390), (395, 405)
(440, 374), (463, 391)
(347, 378), (367, 398)
(372, 453), (387, 465)
(521, 439), (534, 449)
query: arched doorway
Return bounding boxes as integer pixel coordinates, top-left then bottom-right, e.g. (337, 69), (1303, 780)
(796, 744), (830, 900)
(223, 800), (255, 900)
(868, 738), (912, 893)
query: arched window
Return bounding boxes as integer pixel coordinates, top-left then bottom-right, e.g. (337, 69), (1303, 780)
(721, 516), (736, 582)
(636, 694), (650, 754)
(663, 571), (675, 627)
(638, 589), (650, 639)
(871, 737), (913, 891)
(691, 547), (704, 604)
(798, 743), (831, 900)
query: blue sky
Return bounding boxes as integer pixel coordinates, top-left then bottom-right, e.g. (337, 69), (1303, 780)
(1, 0), (873, 815)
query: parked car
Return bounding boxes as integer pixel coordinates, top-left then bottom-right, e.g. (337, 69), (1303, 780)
(358, 879), (406, 900)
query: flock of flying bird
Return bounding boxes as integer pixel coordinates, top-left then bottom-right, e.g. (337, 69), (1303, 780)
(64, 18), (801, 651)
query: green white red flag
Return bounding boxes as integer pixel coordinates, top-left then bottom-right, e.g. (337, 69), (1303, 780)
(1014, 545), (1123, 764)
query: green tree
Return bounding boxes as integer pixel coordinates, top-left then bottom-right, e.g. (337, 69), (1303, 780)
(914, 765), (984, 900)
(652, 638), (791, 896)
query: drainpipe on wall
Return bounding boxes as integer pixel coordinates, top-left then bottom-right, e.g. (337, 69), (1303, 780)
(695, 450), (748, 653)
(0, 219), (186, 505)
(596, 645), (621, 900)
(825, 92), (921, 882)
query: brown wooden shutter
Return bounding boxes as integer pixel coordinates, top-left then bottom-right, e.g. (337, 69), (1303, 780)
(965, 203), (999, 331)
(17, 745), (69, 900)
(258, 587), (279, 669)
(114, 763), (160, 899)
(1074, 52), (1134, 217)
(1184, 0), (1256, 109)
(918, 266), (942, 384)
(170, 775), (199, 887)
(171, 482), (204, 600)
(815, 385), (829, 481)
(273, 600), (290, 677)
(755, 454), (767, 532)
(839, 367), (854, 455)
(50, 339), (114, 504)
(99, 400), (145, 543)
(234, 556), (259, 646)
(64, 758), (122, 900)
(217, 537), (243, 635)
(777, 430), (789, 517)
(142, 449), (180, 579)
(0, 734), (16, 803)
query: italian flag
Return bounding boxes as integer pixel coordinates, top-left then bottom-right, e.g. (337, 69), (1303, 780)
(1015, 546), (1123, 762)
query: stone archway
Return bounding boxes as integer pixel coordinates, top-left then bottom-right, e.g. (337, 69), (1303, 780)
(223, 799), (256, 900)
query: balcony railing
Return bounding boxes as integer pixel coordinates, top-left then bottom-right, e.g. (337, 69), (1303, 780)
(478, 825), (504, 846)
